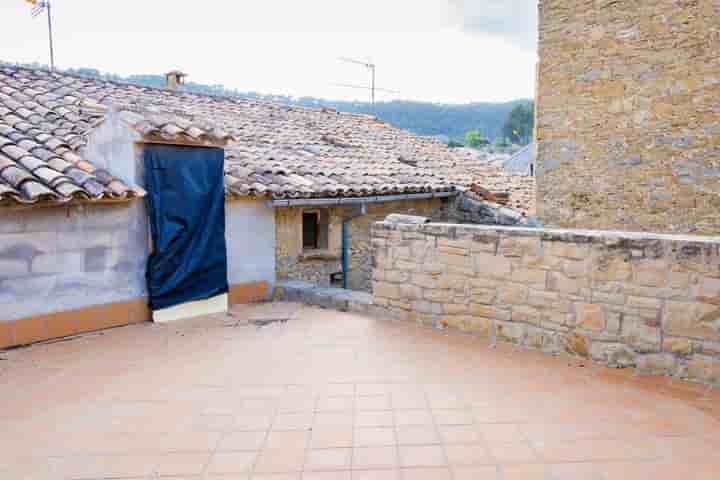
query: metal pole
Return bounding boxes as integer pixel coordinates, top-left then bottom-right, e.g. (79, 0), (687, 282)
(46, 1), (55, 71)
(370, 64), (376, 106)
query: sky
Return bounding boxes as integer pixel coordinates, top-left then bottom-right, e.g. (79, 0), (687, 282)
(0, 0), (538, 104)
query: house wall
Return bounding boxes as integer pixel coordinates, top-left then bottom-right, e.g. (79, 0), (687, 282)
(372, 220), (720, 387)
(0, 203), (151, 346)
(226, 198), (276, 303)
(0, 119), (276, 348)
(275, 198), (450, 291)
(536, 0), (720, 234)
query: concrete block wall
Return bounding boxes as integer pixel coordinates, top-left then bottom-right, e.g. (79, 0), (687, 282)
(372, 220), (720, 386)
(0, 203), (149, 322)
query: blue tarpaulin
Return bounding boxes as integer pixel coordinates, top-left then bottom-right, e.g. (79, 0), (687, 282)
(144, 145), (229, 311)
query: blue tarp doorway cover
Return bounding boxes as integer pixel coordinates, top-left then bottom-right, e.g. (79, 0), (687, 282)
(144, 144), (229, 311)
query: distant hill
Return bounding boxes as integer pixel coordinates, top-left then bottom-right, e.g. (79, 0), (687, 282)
(16, 64), (531, 142)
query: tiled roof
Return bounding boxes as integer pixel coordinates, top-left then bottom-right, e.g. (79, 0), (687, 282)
(0, 64), (534, 209)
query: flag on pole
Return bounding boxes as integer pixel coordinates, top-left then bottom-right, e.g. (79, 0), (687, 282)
(25, 0), (48, 18)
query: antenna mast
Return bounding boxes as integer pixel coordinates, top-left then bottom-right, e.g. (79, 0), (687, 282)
(337, 57), (398, 106)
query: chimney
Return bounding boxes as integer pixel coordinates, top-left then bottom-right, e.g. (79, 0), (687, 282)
(165, 70), (187, 90)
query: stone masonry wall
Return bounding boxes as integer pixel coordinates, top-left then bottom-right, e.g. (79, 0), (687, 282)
(372, 220), (720, 386)
(536, 0), (720, 234)
(275, 198), (450, 291)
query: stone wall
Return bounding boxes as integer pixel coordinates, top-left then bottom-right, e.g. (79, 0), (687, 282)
(536, 0), (720, 234)
(372, 220), (720, 386)
(275, 198), (450, 291)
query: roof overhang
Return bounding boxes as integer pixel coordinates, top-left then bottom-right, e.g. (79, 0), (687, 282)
(268, 190), (457, 208)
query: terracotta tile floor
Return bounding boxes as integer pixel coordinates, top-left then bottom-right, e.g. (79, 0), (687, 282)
(1, 302), (719, 479)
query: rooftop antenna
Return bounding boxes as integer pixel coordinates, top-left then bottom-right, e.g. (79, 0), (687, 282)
(26, 0), (55, 71)
(337, 57), (398, 106)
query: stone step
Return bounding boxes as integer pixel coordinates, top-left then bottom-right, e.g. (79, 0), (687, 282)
(274, 280), (375, 314)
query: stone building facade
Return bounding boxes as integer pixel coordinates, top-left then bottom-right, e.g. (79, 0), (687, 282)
(371, 219), (720, 386)
(536, 0), (720, 234)
(275, 198), (451, 292)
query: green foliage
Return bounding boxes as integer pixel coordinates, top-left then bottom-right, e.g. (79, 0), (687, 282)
(464, 130), (489, 149)
(446, 139), (465, 148)
(501, 102), (534, 145)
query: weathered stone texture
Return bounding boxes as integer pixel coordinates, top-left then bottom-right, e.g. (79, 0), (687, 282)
(536, 0), (720, 234)
(371, 220), (720, 386)
(275, 198), (450, 291)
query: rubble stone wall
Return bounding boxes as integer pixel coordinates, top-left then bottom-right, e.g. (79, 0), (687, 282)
(372, 219), (720, 386)
(275, 198), (450, 291)
(536, 0), (720, 234)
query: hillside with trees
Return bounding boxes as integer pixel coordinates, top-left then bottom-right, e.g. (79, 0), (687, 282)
(15, 64), (534, 145)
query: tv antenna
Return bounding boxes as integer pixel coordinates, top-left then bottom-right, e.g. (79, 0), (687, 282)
(25, 1), (55, 70)
(336, 57), (398, 105)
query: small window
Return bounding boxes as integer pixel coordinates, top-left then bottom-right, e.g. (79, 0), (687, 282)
(303, 209), (329, 250)
(303, 211), (319, 249)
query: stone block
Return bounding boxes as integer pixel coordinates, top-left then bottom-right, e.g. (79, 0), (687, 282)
(399, 284), (422, 300)
(496, 320), (526, 343)
(412, 273), (437, 289)
(626, 296), (662, 310)
(548, 271), (584, 294)
(545, 241), (589, 260)
(591, 291), (626, 306)
(668, 271), (691, 289)
(686, 355), (719, 385)
(470, 304), (510, 321)
(633, 260), (669, 287)
(592, 257), (632, 282)
(385, 270), (410, 283)
(437, 274), (466, 290)
(511, 305), (541, 324)
(444, 303), (469, 315)
(622, 318), (661, 353)
(470, 288), (496, 305)
(395, 260), (419, 272)
(511, 268), (547, 287)
(663, 300), (720, 340)
(498, 283), (528, 305)
(663, 337), (693, 356)
(590, 342), (636, 367)
(576, 303), (605, 331)
(636, 354), (676, 374)
(498, 236), (541, 258)
(696, 276), (720, 304)
(373, 282), (401, 300)
(424, 289), (453, 303)
(471, 277), (497, 289)
(564, 332), (590, 358)
(438, 252), (471, 268)
(473, 252), (512, 279)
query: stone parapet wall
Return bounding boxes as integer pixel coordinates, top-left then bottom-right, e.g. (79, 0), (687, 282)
(372, 220), (720, 386)
(536, 0), (720, 234)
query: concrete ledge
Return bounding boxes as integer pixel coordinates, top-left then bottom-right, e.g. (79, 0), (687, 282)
(274, 280), (374, 314)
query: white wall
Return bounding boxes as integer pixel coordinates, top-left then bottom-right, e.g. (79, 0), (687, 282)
(225, 198), (276, 288)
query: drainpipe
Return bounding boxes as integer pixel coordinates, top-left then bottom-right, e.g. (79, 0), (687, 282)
(341, 204), (367, 290)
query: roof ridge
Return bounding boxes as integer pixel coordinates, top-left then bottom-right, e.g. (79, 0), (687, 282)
(0, 61), (386, 123)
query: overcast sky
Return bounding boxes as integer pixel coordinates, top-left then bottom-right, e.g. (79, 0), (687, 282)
(0, 0), (537, 104)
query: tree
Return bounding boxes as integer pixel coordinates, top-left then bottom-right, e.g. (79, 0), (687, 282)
(501, 103), (534, 145)
(464, 130), (489, 149)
